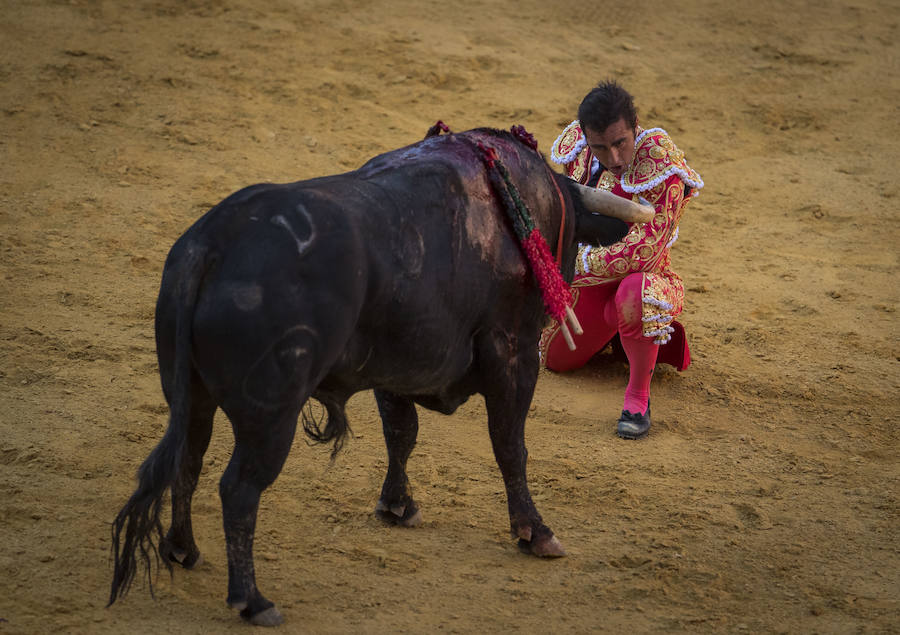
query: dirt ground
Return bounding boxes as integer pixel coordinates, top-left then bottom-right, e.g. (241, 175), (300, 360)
(1, 0), (898, 632)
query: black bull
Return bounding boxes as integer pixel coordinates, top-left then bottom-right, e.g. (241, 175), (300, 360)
(108, 127), (629, 625)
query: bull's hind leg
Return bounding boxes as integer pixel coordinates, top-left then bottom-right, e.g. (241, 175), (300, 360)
(218, 408), (298, 627)
(373, 389), (422, 527)
(480, 331), (565, 558)
(160, 373), (217, 570)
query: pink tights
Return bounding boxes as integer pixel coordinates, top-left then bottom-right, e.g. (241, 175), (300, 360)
(545, 273), (657, 414)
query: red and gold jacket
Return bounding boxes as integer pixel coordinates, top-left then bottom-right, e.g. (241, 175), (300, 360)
(548, 120), (703, 344)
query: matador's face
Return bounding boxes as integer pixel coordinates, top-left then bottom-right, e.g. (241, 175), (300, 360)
(584, 118), (637, 179)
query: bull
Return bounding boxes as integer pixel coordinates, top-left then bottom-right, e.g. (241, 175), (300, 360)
(108, 126), (653, 625)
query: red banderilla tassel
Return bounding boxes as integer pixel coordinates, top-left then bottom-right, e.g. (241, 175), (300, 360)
(521, 228), (582, 350)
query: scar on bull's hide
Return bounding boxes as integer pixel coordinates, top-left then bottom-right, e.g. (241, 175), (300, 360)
(355, 345), (374, 372)
(270, 204), (315, 255)
(463, 202), (501, 261)
(231, 283), (263, 311)
(396, 222), (425, 277)
(242, 324), (318, 408)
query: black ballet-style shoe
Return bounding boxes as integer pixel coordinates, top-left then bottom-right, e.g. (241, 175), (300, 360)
(616, 402), (651, 440)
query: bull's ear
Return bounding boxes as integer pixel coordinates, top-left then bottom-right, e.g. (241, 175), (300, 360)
(576, 212), (628, 246)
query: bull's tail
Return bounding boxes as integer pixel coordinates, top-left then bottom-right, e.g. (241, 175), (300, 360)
(300, 397), (352, 460)
(108, 245), (210, 606)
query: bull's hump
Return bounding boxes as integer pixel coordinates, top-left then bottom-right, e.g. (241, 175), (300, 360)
(357, 133), (473, 175)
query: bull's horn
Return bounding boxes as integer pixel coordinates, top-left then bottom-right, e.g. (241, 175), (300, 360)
(572, 182), (655, 224)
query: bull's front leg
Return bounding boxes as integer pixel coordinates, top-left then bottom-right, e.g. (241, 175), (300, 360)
(480, 331), (566, 558)
(373, 389), (422, 527)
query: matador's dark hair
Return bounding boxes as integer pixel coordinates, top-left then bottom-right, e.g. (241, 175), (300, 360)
(577, 79), (638, 133)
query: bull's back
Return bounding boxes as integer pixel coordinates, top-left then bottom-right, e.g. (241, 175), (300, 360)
(158, 130), (549, 405)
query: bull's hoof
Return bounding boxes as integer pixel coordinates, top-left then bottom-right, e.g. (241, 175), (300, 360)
(232, 596), (283, 627)
(160, 538), (203, 569)
(517, 534), (567, 558)
(375, 499), (422, 527)
(245, 606), (283, 627)
(168, 549), (203, 569)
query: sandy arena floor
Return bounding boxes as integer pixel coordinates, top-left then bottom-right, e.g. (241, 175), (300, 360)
(1, 0), (898, 632)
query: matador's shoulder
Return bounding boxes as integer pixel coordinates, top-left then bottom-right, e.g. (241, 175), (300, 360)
(551, 120), (586, 164)
(550, 120), (592, 184)
(622, 128), (704, 196)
